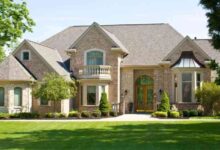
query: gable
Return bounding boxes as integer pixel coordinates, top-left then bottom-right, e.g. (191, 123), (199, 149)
(13, 41), (56, 80)
(163, 36), (211, 65)
(73, 25), (114, 51)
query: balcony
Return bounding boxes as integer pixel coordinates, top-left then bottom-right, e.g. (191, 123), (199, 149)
(79, 65), (111, 80)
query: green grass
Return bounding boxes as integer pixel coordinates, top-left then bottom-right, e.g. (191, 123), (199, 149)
(0, 121), (220, 150)
(190, 116), (220, 119)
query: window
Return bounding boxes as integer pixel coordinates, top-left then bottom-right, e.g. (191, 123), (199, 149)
(86, 51), (103, 65)
(14, 87), (22, 106)
(0, 87), (4, 106)
(101, 85), (105, 93)
(21, 51), (30, 60)
(196, 73), (201, 88)
(87, 86), (96, 105)
(40, 98), (48, 106)
(182, 73), (192, 102)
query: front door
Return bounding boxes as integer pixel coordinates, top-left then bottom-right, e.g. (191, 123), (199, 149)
(135, 75), (154, 112)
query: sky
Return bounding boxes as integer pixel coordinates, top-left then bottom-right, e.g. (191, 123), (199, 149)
(23, 0), (209, 42)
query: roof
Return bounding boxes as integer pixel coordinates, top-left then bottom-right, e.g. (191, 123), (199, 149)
(0, 55), (35, 81)
(194, 39), (220, 63)
(27, 40), (71, 80)
(13, 40), (71, 80)
(41, 23), (184, 65)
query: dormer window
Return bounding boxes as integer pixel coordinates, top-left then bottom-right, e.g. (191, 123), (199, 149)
(21, 50), (30, 61)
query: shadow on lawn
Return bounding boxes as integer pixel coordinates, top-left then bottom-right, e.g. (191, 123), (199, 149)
(0, 122), (220, 150)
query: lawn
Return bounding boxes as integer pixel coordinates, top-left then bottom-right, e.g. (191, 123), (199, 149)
(0, 121), (220, 150)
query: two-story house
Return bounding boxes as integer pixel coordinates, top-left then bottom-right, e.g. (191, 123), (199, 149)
(0, 22), (219, 114)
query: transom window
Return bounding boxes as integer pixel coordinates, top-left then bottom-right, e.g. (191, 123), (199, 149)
(86, 50), (104, 65)
(14, 87), (22, 106)
(0, 87), (4, 106)
(21, 51), (30, 60)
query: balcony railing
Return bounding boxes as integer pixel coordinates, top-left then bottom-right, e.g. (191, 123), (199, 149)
(79, 65), (111, 80)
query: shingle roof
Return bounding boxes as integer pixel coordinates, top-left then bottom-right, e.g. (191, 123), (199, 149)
(26, 40), (71, 80)
(194, 39), (220, 63)
(0, 55), (35, 81)
(41, 23), (184, 65)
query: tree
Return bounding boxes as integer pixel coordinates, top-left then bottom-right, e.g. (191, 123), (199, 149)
(200, 0), (220, 49)
(0, 47), (5, 62)
(195, 82), (220, 115)
(32, 73), (77, 112)
(158, 91), (170, 112)
(99, 92), (110, 116)
(0, 0), (35, 60)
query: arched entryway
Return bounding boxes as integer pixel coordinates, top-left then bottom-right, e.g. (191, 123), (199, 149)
(135, 75), (154, 112)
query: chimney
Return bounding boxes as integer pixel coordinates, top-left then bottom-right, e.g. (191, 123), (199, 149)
(194, 37), (197, 40)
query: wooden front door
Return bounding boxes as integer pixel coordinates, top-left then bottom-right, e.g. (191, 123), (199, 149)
(135, 75), (154, 112)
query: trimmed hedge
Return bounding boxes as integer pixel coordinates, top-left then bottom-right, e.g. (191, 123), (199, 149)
(91, 110), (101, 118)
(45, 112), (67, 118)
(110, 111), (117, 117)
(169, 111), (180, 118)
(182, 110), (204, 117)
(0, 113), (10, 119)
(68, 111), (81, 118)
(152, 111), (168, 118)
(81, 111), (91, 118)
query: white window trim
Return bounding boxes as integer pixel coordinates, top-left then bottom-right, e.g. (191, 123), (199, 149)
(0, 87), (5, 107)
(173, 68), (203, 103)
(82, 83), (109, 106)
(21, 50), (31, 61)
(84, 49), (106, 65)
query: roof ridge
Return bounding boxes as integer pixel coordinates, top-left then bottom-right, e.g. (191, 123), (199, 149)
(26, 39), (57, 50)
(71, 23), (168, 28)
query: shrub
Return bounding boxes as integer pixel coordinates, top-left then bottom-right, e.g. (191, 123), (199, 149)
(68, 111), (81, 118)
(152, 111), (168, 118)
(182, 110), (190, 117)
(169, 111), (180, 118)
(109, 111), (117, 117)
(158, 91), (170, 112)
(198, 110), (204, 116)
(101, 111), (109, 117)
(171, 105), (178, 111)
(99, 92), (110, 114)
(195, 82), (220, 115)
(189, 110), (198, 117)
(9, 113), (20, 119)
(81, 111), (91, 118)
(91, 110), (101, 118)
(0, 113), (10, 119)
(45, 112), (66, 118)
(19, 112), (39, 119)
(45, 113), (55, 118)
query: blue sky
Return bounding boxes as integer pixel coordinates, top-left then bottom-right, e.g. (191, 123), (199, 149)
(23, 0), (209, 42)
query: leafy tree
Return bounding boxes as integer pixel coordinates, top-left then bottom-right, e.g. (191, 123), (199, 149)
(196, 82), (220, 115)
(0, 0), (35, 60)
(158, 91), (170, 112)
(0, 47), (5, 62)
(200, 0), (220, 49)
(208, 59), (220, 85)
(99, 92), (110, 115)
(32, 73), (77, 112)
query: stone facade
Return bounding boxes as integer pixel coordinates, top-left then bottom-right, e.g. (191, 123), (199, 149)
(0, 81), (32, 113)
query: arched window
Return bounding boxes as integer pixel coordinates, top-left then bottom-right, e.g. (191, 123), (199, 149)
(0, 87), (4, 106)
(14, 87), (22, 106)
(86, 50), (104, 65)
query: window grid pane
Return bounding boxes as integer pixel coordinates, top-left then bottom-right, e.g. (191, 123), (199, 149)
(182, 73), (192, 102)
(87, 86), (96, 105)
(14, 87), (22, 106)
(23, 52), (29, 60)
(0, 87), (4, 106)
(87, 51), (103, 65)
